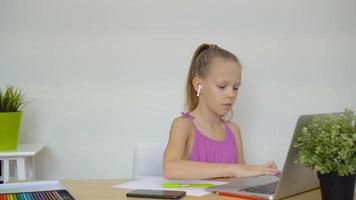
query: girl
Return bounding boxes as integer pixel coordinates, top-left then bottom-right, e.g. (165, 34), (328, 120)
(163, 44), (279, 180)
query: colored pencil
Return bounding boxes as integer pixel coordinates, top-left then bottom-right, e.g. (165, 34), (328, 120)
(217, 192), (268, 200)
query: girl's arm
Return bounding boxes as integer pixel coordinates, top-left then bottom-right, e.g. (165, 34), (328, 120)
(163, 117), (278, 180)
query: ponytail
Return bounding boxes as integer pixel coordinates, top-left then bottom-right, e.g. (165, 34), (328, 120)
(186, 44), (209, 111)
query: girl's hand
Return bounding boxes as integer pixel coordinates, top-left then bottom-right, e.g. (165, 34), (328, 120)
(232, 161), (280, 177)
(246, 165), (279, 177)
(263, 160), (278, 170)
(263, 160), (281, 176)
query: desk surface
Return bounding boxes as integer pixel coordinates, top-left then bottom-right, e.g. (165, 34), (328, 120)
(61, 179), (322, 200)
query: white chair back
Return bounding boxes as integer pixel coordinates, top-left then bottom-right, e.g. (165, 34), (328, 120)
(132, 142), (166, 179)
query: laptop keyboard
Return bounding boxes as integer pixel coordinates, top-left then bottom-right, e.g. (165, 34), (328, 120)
(241, 181), (278, 194)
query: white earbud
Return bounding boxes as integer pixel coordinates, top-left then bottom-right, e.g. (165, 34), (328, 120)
(197, 85), (202, 97)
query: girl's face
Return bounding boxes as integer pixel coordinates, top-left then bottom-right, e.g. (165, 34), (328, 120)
(200, 58), (241, 117)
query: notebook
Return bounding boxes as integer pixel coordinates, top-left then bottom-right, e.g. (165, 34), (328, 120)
(206, 113), (331, 199)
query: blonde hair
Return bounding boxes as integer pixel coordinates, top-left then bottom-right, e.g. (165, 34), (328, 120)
(185, 44), (240, 111)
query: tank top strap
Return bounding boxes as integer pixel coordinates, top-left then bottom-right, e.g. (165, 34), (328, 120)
(180, 112), (197, 129)
(224, 122), (236, 145)
(223, 121), (234, 137)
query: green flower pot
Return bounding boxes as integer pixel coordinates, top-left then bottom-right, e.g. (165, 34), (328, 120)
(0, 112), (22, 150)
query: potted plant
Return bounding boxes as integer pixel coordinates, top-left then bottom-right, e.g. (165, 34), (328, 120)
(0, 86), (26, 150)
(294, 108), (356, 200)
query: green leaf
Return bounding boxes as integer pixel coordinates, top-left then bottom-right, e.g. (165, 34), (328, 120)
(0, 86), (26, 112)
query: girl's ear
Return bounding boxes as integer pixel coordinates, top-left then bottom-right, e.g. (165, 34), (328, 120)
(192, 77), (202, 93)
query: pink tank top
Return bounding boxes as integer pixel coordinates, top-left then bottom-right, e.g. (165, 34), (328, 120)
(181, 112), (238, 164)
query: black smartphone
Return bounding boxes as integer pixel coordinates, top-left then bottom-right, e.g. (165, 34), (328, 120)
(126, 189), (186, 199)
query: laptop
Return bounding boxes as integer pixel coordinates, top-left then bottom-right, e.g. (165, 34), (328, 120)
(206, 113), (331, 199)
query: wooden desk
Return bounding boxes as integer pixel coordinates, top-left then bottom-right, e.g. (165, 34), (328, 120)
(62, 179), (322, 200)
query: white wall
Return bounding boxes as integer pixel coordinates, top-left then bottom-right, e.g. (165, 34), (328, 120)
(1, 0), (355, 179)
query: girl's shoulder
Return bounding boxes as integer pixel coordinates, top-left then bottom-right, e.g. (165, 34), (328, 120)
(169, 116), (195, 137)
(171, 116), (194, 130)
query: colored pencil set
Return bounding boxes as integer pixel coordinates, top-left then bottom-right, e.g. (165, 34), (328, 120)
(0, 190), (75, 200)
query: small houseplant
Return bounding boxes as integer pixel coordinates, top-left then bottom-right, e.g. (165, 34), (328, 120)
(0, 86), (26, 150)
(294, 108), (356, 200)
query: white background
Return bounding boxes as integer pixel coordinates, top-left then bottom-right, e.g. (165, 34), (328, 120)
(1, 0), (355, 179)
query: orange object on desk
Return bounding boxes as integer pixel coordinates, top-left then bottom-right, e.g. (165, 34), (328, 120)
(217, 191), (268, 200)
